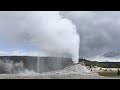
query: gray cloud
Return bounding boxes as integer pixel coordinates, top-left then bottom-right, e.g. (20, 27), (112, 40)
(62, 11), (120, 60)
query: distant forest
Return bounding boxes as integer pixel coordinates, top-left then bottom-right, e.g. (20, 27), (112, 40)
(79, 59), (120, 68)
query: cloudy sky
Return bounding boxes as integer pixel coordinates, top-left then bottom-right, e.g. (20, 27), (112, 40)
(0, 11), (120, 62)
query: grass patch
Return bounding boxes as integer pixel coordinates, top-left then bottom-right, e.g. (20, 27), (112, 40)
(98, 71), (120, 78)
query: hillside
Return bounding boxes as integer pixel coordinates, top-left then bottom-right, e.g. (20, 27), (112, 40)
(79, 59), (120, 68)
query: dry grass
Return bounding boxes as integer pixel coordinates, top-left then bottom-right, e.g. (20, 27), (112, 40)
(98, 71), (120, 78)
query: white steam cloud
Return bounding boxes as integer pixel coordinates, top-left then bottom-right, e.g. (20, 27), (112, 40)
(0, 11), (80, 63)
(0, 59), (38, 75)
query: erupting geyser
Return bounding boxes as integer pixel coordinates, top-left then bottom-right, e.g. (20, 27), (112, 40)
(24, 11), (80, 63)
(0, 11), (80, 64)
(17, 12), (80, 63)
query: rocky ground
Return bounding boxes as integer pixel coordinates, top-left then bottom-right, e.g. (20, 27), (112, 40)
(0, 74), (109, 79)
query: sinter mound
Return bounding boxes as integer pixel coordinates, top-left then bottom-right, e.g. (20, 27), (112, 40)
(41, 64), (98, 75)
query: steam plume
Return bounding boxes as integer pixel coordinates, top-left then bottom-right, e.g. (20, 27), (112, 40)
(0, 11), (80, 63)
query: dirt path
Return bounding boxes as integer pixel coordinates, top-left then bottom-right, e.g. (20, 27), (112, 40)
(0, 74), (110, 79)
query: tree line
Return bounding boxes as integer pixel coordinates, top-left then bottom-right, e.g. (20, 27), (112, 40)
(79, 58), (120, 68)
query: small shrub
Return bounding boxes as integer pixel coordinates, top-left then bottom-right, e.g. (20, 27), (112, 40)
(117, 69), (120, 75)
(100, 68), (102, 70)
(110, 69), (112, 72)
(104, 69), (107, 71)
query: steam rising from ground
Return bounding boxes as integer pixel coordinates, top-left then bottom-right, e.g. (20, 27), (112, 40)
(0, 59), (96, 76)
(0, 59), (37, 75)
(0, 11), (80, 63)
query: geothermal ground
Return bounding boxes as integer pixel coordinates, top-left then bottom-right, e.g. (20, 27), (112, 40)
(0, 64), (109, 79)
